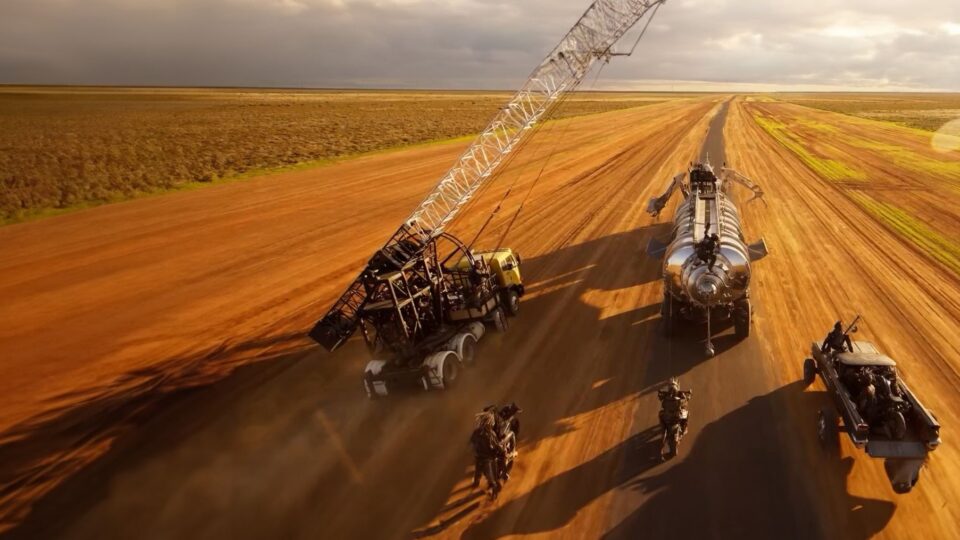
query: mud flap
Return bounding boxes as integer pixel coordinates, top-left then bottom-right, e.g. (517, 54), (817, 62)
(646, 237), (668, 259)
(748, 238), (769, 262)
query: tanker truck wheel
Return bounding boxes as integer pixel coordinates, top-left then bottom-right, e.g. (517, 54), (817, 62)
(733, 299), (751, 339)
(802, 358), (817, 387)
(661, 293), (675, 337)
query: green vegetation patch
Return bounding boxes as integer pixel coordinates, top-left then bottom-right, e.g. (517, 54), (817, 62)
(849, 191), (960, 275)
(0, 87), (670, 224)
(846, 138), (960, 181)
(752, 113), (866, 182)
(777, 93), (960, 132)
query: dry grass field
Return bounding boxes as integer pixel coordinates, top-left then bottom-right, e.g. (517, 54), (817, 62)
(747, 99), (960, 275)
(0, 87), (678, 224)
(778, 93), (960, 132)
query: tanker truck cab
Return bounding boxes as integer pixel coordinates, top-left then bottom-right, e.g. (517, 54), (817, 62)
(454, 248), (524, 317)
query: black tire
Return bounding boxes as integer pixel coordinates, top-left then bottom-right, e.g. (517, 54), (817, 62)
(803, 358), (817, 387)
(734, 299), (751, 338)
(492, 307), (509, 333)
(440, 352), (460, 390)
(503, 289), (520, 316)
(817, 408), (839, 453)
(661, 293), (675, 337)
(459, 334), (477, 365)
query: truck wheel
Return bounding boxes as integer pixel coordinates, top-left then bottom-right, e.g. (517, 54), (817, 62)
(363, 360), (389, 399)
(493, 307), (509, 333)
(817, 408), (839, 453)
(448, 332), (478, 365)
(733, 299), (751, 338)
(803, 358), (817, 387)
(424, 351), (461, 390)
(503, 289), (520, 316)
(661, 294), (674, 337)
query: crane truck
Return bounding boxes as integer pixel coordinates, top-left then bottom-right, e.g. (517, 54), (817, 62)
(308, 0), (670, 397)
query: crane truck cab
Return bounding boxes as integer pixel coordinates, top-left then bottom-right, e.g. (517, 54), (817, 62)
(454, 248), (524, 317)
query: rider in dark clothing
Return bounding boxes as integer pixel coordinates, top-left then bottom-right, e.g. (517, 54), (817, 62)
(470, 412), (506, 498)
(658, 378), (692, 435)
(696, 224), (720, 271)
(821, 321), (853, 354)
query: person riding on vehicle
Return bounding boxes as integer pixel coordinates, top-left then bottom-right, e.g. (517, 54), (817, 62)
(821, 321), (853, 354)
(470, 411), (506, 499)
(658, 378), (692, 435)
(695, 224), (720, 271)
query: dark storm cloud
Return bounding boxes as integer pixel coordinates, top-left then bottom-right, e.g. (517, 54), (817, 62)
(0, 0), (958, 89)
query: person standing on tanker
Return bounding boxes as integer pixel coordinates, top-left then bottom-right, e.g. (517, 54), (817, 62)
(696, 223), (720, 271)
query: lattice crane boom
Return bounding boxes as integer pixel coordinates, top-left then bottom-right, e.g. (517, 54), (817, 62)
(311, 0), (668, 351)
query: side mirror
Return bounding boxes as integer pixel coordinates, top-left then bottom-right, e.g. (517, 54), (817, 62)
(515, 253), (522, 266)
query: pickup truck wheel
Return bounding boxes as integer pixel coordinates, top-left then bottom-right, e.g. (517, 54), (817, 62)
(803, 358), (817, 386)
(818, 408), (839, 452)
(503, 289), (520, 316)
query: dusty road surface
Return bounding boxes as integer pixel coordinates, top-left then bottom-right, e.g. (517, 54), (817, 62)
(1, 95), (958, 539)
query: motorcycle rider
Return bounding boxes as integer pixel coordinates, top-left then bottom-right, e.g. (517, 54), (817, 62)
(658, 378), (692, 449)
(821, 321), (853, 354)
(470, 410), (506, 499)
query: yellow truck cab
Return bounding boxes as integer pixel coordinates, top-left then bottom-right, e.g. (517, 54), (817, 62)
(453, 248), (525, 316)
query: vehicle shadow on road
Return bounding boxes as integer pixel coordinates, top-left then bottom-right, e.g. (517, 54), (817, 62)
(604, 381), (895, 540)
(1, 221), (699, 539)
(519, 222), (672, 292)
(0, 330), (318, 538)
(460, 427), (663, 540)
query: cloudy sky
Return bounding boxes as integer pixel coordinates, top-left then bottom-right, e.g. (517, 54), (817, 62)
(1, 0), (959, 90)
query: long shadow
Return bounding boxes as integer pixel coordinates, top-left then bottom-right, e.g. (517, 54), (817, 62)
(461, 427), (663, 540)
(0, 331), (316, 537)
(520, 222), (672, 292)
(0, 221), (692, 539)
(603, 381), (894, 540)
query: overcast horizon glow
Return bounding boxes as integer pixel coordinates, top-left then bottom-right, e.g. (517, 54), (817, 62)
(1, 0), (958, 91)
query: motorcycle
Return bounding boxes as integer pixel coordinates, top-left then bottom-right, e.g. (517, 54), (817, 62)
(661, 409), (688, 460)
(658, 383), (691, 461)
(488, 403), (521, 483)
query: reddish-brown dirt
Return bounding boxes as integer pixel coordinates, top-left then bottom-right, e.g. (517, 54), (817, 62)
(0, 96), (957, 539)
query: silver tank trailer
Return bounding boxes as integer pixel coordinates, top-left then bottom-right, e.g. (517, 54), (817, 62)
(646, 161), (767, 355)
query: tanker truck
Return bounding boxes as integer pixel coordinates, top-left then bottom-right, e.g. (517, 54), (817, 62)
(646, 160), (768, 356)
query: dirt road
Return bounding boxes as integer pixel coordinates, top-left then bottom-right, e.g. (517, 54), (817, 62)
(0, 96), (958, 538)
